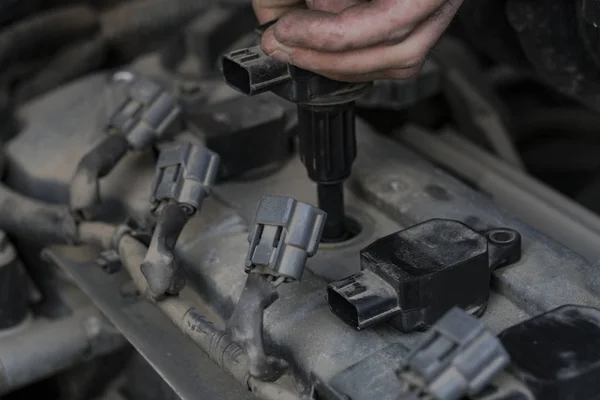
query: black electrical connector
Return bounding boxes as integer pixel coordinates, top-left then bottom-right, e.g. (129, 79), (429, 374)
(187, 95), (293, 181)
(222, 45), (367, 103)
(500, 305), (600, 400)
(327, 219), (522, 332)
(222, 28), (370, 242)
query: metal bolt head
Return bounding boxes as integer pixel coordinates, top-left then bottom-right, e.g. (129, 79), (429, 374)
(179, 81), (202, 95)
(119, 281), (141, 300)
(112, 71), (135, 83)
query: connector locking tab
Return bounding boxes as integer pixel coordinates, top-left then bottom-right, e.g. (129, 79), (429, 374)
(110, 77), (182, 150)
(151, 141), (220, 214)
(399, 307), (510, 400)
(246, 196), (326, 282)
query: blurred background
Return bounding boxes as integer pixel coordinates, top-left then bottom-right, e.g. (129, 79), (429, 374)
(2, 0), (600, 216)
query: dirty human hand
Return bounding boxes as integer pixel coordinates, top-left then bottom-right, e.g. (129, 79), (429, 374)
(254, 0), (463, 82)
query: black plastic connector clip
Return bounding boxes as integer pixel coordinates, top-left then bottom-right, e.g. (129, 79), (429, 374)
(500, 305), (600, 400)
(187, 95), (292, 181)
(222, 45), (369, 104)
(399, 307), (510, 400)
(221, 46), (289, 96)
(110, 77), (182, 150)
(246, 195), (326, 282)
(327, 219), (521, 332)
(151, 141), (220, 215)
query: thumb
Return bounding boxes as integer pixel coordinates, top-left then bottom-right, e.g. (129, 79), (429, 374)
(306, 0), (366, 13)
(252, 0), (305, 24)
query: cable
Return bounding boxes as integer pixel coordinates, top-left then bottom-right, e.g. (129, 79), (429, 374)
(69, 134), (130, 217)
(15, 35), (107, 104)
(515, 108), (600, 144)
(117, 234), (303, 400)
(0, 6), (99, 70)
(0, 183), (77, 245)
(100, 0), (211, 62)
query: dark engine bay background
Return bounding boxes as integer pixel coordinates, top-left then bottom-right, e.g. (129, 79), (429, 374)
(1, 1), (600, 400)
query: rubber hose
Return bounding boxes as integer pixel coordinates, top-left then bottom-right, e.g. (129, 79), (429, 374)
(515, 108), (600, 144)
(15, 35), (107, 104)
(101, 0), (210, 61)
(0, 183), (77, 245)
(0, 0), (40, 28)
(0, 307), (124, 395)
(69, 134), (130, 215)
(77, 222), (120, 250)
(0, 6), (99, 69)
(577, 0), (600, 71)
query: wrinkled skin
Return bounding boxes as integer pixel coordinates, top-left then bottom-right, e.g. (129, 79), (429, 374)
(254, 0), (464, 82)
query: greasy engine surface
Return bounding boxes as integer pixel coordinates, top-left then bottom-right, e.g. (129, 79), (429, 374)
(4, 3), (600, 400)
(4, 61), (600, 399)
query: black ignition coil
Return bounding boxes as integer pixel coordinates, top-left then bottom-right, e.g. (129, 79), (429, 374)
(221, 23), (371, 242)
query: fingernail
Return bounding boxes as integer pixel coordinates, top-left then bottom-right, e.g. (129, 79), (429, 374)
(269, 50), (291, 63)
(262, 26), (293, 63)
